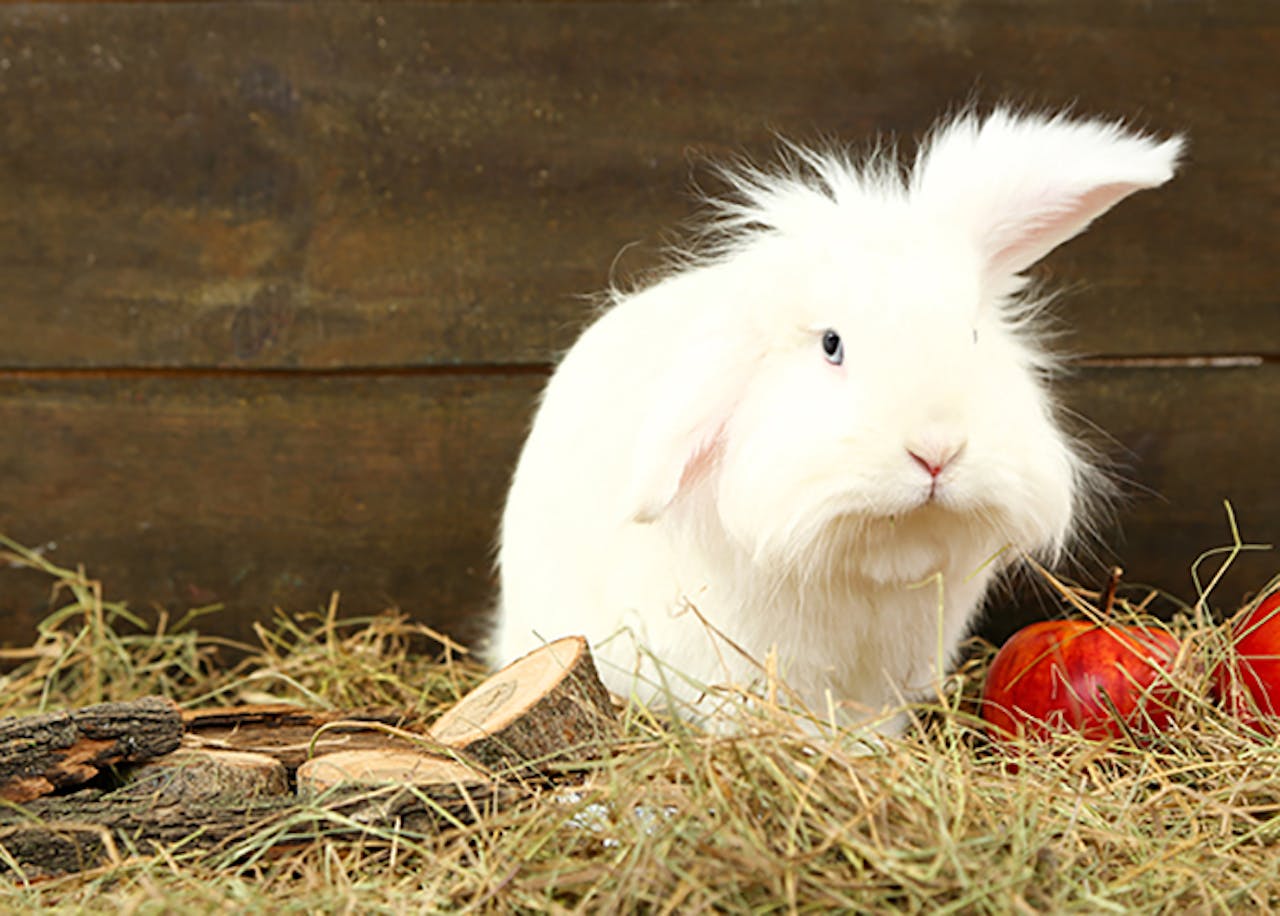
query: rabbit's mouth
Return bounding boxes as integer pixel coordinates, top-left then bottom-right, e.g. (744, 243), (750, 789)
(847, 485), (976, 528)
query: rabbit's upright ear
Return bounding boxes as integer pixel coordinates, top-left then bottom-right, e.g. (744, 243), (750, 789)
(624, 309), (756, 524)
(912, 108), (1184, 279)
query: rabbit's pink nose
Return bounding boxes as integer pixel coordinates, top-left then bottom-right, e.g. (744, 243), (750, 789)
(908, 443), (964, 478)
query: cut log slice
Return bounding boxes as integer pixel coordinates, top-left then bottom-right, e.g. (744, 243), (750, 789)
(125, 748), (290, 804)
(297, 749), (514, 828)
(428, 636), (619, 774)
(296, 749), (486, 794)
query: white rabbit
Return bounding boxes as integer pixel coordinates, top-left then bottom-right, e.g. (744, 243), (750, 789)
(490, 107), (1183, 735)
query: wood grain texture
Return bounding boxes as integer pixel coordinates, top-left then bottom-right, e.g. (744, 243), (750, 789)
(0, 1), (1275, 368)
(183, 706), (417, 769)
(0, 373), (541, 645)
(429, 636), (619, 776)
(126, 748), (291, 805)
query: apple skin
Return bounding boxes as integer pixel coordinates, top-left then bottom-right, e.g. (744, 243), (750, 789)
(1211, 591), (1280, 733)
(982, 620), (1181, 741)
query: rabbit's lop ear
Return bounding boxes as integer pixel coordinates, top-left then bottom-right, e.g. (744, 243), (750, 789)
(624, 312), (755, 524)
(913, 108), (1185, 280)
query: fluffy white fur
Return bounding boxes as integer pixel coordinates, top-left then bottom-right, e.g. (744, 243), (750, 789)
(491, 107), (1184, 734)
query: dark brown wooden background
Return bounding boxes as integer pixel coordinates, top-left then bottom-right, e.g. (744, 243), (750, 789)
(1, 1), (1276, 650)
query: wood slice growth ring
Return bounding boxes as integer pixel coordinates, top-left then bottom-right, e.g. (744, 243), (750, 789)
(128, 748), (290, 804)
(429, 636), (619, 774)
(296, 748), (510, 826)
(297, 750), (486, 794)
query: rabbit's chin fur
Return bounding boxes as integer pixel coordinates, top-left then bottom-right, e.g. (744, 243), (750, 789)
(490, 106), (1184, 736)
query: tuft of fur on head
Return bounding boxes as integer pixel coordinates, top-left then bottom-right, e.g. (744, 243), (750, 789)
(668, 106), (1182, 272)
(665, 136), (910, 275)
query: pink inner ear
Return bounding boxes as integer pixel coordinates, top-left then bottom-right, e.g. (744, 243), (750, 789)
(677, 431), (725, 493)
(990, 182), (1143, 275)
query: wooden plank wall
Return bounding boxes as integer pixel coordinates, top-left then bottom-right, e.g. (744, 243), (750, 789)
(0, 1), (1276, 649)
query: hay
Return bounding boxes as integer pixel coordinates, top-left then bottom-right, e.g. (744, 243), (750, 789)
(0, 533), (1277, 912)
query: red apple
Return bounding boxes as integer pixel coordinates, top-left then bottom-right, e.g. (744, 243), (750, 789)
(1211, 590), (1280, 732)
(982, 620), (1181, 741)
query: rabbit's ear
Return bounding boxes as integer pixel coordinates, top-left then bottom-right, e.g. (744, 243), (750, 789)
(624, 324), (755, 524)
(913, 109), (1184, 279)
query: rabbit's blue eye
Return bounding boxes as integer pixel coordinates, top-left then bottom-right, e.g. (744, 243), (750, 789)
(821, 329), (844, 365)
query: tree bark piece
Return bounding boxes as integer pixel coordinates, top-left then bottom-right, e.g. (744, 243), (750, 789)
(428, 636), (619, 775)
(0, 697), (183, 802)
(0, 756), (516, 878)
(0, 789), (298, 878)
(182, 704), (411, 769)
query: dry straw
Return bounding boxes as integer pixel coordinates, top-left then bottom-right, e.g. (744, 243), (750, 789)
(0, 531), (1277, 912)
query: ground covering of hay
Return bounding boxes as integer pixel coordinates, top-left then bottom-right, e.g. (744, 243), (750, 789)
(0, 533), (1278, 913)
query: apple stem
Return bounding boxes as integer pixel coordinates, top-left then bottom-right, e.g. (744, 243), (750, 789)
(1101, 566), (1124, 617)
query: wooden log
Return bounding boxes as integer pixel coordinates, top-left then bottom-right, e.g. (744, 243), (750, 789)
(296, 749), (517, 829)
(429, 637), (619, 775)
(182, 704), (414, 769)
(125, 748), (289, 805)
(0, 754), (514, 878)
(0, 701), (553, 876)
(0, 788), (297, 878)
(0, 821), (114, 880)
(0, 697), (183, 803)
(296, 749), (487, 794)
